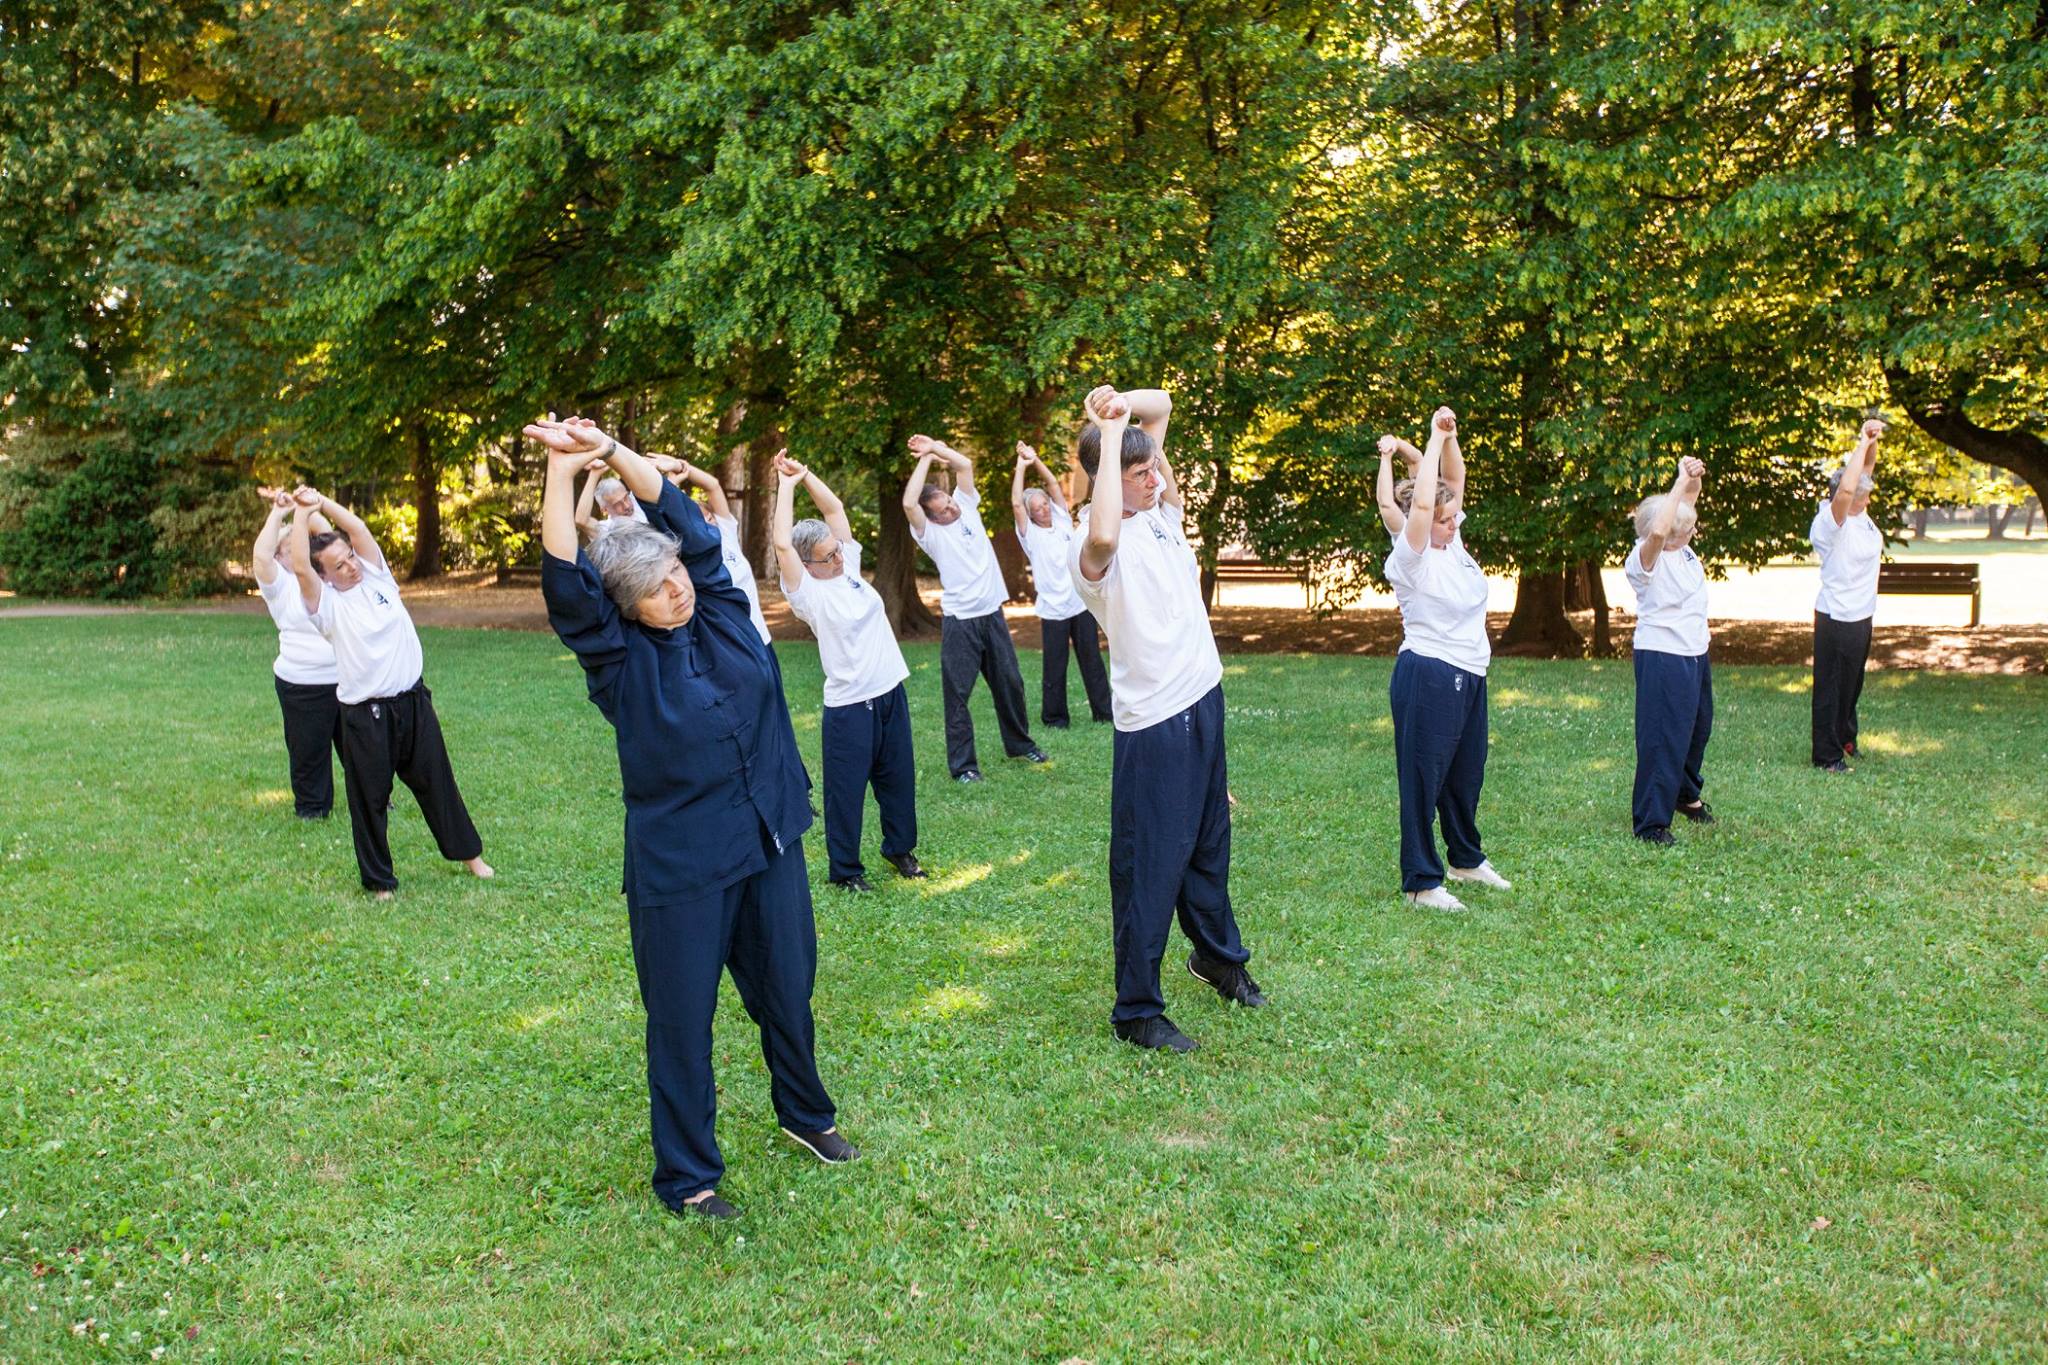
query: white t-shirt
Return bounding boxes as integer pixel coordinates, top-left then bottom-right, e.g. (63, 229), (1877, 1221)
(910, 486), (1007, 619)
(714, 514), (773, 644)
(258, 572), (339, 686)
(1070, 501), (1223, 732)
(1018, 512), (1086, 621)
(1385, 535), (1491, 676)
(782, 539), (910, 708)
(309, 558), (425, 705)
(1811, 504), (1882, 621)
(1624, 540), (1710, 657)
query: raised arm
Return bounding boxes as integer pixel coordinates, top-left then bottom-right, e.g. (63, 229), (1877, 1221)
(1403, 412), (1453, 554)
(315, 490), (383, 573)
(1123, 388), (1172, 450)
(771, 454), (805, 593)
(287, 489), (325, 615)
(1077, 386), (1130, 582)
(573, 458), (604, 538)
(1035, 452), (1068, 512)
(1441, 422), (1466, 506)
(902, 435), (940, 534)
(664, 456), (733, 521)
(252, 491), (292, 586)
(1827, 419), (1885, 526)
(527, 414), (663, 502)
(799, 465), (853, 545)
(1639, 457), (1704, 573)
(541, 442), (595, 563)
(1374, 436), (1406, 536)
(1011, 443), (1034, 536)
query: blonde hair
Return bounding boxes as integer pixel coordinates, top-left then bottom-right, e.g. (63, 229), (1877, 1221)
(1393, 479), (1461, 517)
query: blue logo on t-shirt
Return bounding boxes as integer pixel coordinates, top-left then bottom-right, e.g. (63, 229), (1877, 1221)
(374, 591), (391, 606)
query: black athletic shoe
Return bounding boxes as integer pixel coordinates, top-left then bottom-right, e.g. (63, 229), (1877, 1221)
(671, 1192), (740, 1220)
(1637, 827), (1677, 846)
(885, 852), (927, 879)
(831, 874), (874, 893)
(1817, 759), (1851, 774)
(1677, 800), (1716, 825)
(1114, 1015), (1198, 1053)
(1020, 747), (1051, 764)
(1044, 719), (1071, 730)
(782, 1126), (860, 1163)
(1187, 952), (1267, 1008)
(955, 769), (984, 784)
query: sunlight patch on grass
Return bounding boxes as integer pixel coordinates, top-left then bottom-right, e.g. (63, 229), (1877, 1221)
(926, 862), (992, 894)
(904, 985), (992, 1021)
(1856, 731), (1944, 757)
(511, 1005), (568, 1031)
(1494, 687), (1602, 710)
(250, 788), (292, 807)
(977, 931), (1030, 959)
(1038, 867), (1078, 889)
(1777, 678), (1812, 694)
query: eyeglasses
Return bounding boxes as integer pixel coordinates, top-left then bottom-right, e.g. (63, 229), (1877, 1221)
(803, 545), (843, 566)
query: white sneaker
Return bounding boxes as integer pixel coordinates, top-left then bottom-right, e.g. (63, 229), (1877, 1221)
(1446, 860), (1511, 890)
(1403, 886), (1467, 911)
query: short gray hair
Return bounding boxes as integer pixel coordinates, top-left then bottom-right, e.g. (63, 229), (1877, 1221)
(791, 518), (833, 561)
(584, 522), (681, 618)
(1023, 488), (1051, 513)
(1633, 493), (1698, 541)
(594, 476), (628, 504)
(1826, 468), (1875, 497)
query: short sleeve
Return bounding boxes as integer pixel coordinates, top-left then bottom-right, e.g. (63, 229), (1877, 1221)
(542, 551), (628, 706)
(842, 539), (865, 578)
(307, 582), (338, 637)
(1387, 536), (1424, 585)
(1810, 506), (1838, 553)
(1623, 540), (1651, 590)
(257, 573), (294, 628)
(954, 485), (979, 512)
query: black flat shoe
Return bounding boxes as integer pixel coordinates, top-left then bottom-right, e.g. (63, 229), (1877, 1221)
(1677, 800), (1715, 824)
(782, 1126), (860, 1163)
(1637, 827), (1677, 846)
(885, 852), (927, 879)
(1817, 759), (1851, 774)
(1187, 951), (1267, 1008)
(1114, 1015), (1198, 1053)
(1043, 719), (1071, 729)
(831, 874), (874, 893)
(672, 1192), (739, 1220)
(1021, 747), (1050, 764)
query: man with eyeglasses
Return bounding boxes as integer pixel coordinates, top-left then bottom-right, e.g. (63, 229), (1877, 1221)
(902, 433), (1049, 782)
(773, 455), (925, 892)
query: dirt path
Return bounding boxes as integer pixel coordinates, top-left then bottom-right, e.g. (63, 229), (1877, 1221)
(7, 570), (2043, 673)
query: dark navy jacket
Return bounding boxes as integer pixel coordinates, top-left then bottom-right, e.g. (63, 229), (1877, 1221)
(542, 480), (813, 907)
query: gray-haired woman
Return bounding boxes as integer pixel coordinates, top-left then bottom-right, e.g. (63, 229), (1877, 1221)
(1625, 457), (1713, 844)
(1810, 419), (1887, 770)
(530, 415), (856, 1221)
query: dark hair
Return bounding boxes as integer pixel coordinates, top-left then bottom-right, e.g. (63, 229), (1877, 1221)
(917, 484), (949, 511)
(307, 530), (347, 572)
(1076, 424), (1158, 479)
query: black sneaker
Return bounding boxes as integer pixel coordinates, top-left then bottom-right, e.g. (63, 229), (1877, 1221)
(1019, 747), (1050, 764)
(884, 852), (927, 879)
(1817, 759), (1851, 774)
(1114, 1015), (1198, 1053)
(1637, 827), (1677, 846)
(1044, 719), (1071, 730)
(831, 874), (874, 893)
(671, 1192), (740, 1220)
(1677, 800), (1715, 825)
(955, 769), (984, 784)
(1187, 952), (1267, 1008)
(782, 1126), (860, 1163)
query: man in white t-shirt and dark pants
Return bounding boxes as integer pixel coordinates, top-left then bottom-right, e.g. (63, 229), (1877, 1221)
(1011, 441), (1112, 727)
(773, 456), (925, 892)
(1810, 419), (1887, 772)
(1072, 385), (1265, 1054)
(252, 490), (342, 819)
(287, 487), (492, 897)
(903, 434), (1048, 782)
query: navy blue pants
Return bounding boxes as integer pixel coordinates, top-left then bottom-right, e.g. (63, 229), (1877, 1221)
(1108, 684), (1250, 1024)
(1632, 649), (1713, 836)
(821, 683), (917, 881)
(629, 835), (836, 1207)
(1040, 611), (1112, 725)
(1389, 652), (1488, 892)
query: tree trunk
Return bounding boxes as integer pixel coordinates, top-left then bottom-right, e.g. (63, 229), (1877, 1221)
(1910, 506), (1929, 539)
(1565, 559), (1613, 657)
(2026, 499), (2039, 536)
(1496, 570), (1583, 656)
(408, 425), (442, 580)
(876, 461), (940, 637)
(1885, 364), (2048, 510)
(1986, 504), (2011, 540)
(742, 428), (779, 580)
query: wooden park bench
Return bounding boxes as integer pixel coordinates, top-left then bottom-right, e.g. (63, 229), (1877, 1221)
(1877, 560), (1980, 627)
(1213, 555), (1309, 589)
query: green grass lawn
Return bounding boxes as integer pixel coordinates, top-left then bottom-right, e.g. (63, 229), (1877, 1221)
(2, 616), (2044, 1362)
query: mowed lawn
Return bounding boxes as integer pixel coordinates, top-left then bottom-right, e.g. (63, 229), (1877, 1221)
(2, 616), (2044, 1363)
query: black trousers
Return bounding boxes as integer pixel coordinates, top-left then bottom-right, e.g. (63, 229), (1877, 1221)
(1811, 610), (1873, 765)
(337, 680), (483, 892)
(1389, 652), (1488, 892)
(1040, 612), (1112, 725)
(1632, 649), (1713, 836)
(820, 683), (917, 881)
(939, 610), (1035, 776)
(633, 836), (835, 1207)
(274, 675), (342, 818)
(1108, 684), (1249, 1024)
